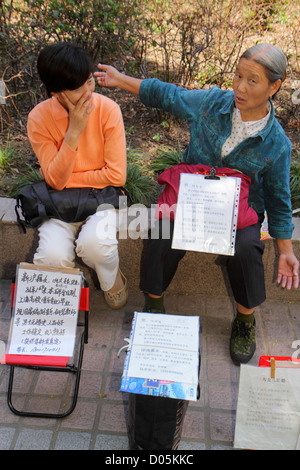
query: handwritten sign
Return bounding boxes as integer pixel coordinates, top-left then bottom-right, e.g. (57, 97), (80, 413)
(172, 173), (240, 255)
(7, 264), (82, 357)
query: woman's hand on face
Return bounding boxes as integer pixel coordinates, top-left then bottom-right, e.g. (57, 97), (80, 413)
(60, 91), (95, 150)
(62, 91), (95, 136)
(277, 253), (299, 290)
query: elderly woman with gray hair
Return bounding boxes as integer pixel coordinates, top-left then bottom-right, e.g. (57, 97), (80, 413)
(96, 43), (299, 450)
(95, 44), (299, 450)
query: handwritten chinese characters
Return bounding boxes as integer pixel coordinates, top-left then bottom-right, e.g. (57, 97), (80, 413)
(8, 265), (82, 357)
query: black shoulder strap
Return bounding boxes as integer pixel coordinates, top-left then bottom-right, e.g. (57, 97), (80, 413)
(32, 181), (62, 220)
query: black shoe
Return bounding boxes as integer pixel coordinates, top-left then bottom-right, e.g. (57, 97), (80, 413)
(143, 294), (165, 313)
(230, 318), (256, 364)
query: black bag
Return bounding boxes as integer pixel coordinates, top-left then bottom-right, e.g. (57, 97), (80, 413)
(15, 180), (128, 232)
(128, 394), (189, 450)
(128, 353), (201, 450)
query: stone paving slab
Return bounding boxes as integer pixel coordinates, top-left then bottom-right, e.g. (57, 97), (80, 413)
(0, 279), (299, 451)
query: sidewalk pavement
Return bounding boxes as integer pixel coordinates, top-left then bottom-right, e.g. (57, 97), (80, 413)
(0, 278), (299, 451)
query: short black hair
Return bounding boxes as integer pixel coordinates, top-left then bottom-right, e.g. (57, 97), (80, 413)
(37, 42), (95, 97)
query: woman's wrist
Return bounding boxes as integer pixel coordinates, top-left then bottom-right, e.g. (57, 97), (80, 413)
(117, 73), (142, 95)
(276, 238), (295, 256)
(64, 127), (80, 151)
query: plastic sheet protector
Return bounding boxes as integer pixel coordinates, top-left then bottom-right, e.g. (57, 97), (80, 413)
(172, 173), (241, 255)
(120, 312), (200, 401)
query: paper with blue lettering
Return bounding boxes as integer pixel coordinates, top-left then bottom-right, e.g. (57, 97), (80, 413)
(120, 312), (200, 401)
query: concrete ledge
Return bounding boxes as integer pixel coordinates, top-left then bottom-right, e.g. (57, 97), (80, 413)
(1, 197), (300, 301)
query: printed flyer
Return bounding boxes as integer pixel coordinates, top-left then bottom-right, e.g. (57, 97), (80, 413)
(120, 312), (200, 401)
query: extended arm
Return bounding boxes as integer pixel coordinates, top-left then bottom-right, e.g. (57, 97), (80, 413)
(95, 64), (142, 95)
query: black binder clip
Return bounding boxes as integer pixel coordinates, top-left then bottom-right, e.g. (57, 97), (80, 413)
(205, 168), (220, 180)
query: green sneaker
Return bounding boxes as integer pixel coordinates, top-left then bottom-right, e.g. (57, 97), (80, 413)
(230, 317), (256, 364)
(143, 294), (165, 314)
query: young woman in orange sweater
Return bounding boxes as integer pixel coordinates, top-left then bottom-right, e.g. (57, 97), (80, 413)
(27, 42), (128, 309)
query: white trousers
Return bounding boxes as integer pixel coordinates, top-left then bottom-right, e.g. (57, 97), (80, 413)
(33, 210), (120, 291)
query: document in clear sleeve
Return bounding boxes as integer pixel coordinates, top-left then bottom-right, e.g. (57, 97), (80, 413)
(172, 173), (241, 255)
(120, 312), (200, 401)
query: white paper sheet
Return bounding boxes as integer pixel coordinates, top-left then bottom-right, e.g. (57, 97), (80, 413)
(172, 173), (240, 255)
(234, 364), (300, 450)
(7, 265), (82, 357)
(126, 313), (199, 386)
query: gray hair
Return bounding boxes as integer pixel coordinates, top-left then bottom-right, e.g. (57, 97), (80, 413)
(241, 43), (287, 82)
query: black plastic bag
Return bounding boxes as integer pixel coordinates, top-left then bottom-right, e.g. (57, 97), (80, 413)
(128, 394), (189, 450)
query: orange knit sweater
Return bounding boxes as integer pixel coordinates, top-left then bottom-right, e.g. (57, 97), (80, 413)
(27, 93), (127, 190)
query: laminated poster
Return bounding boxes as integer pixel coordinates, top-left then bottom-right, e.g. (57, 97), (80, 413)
(120, 312), (200, 401)
(172, 173), (241, 256)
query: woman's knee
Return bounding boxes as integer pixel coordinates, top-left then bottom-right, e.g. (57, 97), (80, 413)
(76, 212), (118, 263)
(34, 219), (77, 267)
(76, 232), (118, 265)
(34, 242), (75, 267)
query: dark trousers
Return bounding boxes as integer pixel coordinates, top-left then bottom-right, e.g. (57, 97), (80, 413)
(143, 218), (266, 309)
